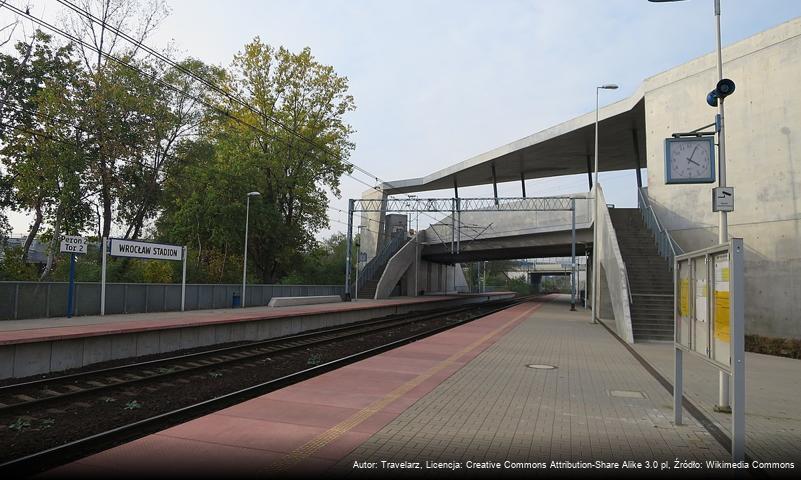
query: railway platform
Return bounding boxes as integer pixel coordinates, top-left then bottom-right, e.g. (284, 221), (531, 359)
(45, 294), (800, 477)
(0, 293), (512, 380)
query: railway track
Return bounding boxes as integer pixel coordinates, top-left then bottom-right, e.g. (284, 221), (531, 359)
(0, 303), (492, 413)
(0, 295), (534, 475)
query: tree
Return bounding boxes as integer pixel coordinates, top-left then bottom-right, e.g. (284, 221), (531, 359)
(63, 0), (169, 242)
(0, 31), (89, 265)
(116, 58), (214, 241)
(224, 39), (355, 282)
(159, 39), (356, 283)
(280, 233), (350, 285)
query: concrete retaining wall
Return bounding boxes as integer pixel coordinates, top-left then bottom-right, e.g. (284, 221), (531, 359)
(267, 296), (342, 307)
(643, 18), (801, 338)
(0, 294), (513, 380)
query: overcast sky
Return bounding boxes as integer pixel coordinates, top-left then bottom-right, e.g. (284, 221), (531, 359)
(4, 0), (801, 239)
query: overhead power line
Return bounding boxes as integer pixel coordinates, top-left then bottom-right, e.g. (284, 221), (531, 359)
(0, 1), (384, 193)
(53, 0), (389, 189)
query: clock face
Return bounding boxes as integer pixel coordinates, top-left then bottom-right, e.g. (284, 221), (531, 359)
(665, 137), (716, 184)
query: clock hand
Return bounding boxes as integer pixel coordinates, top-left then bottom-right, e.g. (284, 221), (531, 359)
(688, 145), (699, 161)
(686, 157), (700, 166)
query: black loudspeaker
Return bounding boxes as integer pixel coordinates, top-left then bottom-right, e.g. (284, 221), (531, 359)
(707, 78), (736, 107)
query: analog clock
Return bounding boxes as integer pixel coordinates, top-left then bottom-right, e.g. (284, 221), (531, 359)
(664, 137), (716, 184)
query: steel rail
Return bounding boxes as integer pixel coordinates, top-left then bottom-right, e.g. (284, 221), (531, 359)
(0, 296), (535, 476)
(0, 303), (501, 412)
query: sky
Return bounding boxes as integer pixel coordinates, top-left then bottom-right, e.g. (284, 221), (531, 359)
(3, 0), (801, 239)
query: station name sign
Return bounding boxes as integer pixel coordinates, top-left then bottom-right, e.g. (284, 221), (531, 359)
(109, 238), (183, 261)
(60, 236), (88, 254)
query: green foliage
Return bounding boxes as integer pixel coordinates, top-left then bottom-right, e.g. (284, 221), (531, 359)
(504, 277), (536, 295)
(1, 19), (356, 286)
(158, 39), (355, 284)
(141, 260), (175, 283)
(0, 247), (39, 281)
(8, 417), (31, 432)
(307, 352), (323, 366)
(280, 233), (348, 285)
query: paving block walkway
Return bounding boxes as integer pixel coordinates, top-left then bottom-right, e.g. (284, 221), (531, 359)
(332, 296), (728, 473)
(46, 296), (538, 477)
(633, 341), (801, 462)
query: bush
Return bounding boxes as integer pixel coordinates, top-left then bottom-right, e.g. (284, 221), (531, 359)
(0, 246), (39, 281)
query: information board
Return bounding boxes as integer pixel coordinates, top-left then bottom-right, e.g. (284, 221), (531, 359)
(673, 239), (745, 463)
(674, 241), (742, 372)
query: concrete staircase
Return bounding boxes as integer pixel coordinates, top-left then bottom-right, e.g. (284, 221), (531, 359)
(356, 278), (379, 300)
(609, 208), (674, 342)
(355, 233), (409, 299)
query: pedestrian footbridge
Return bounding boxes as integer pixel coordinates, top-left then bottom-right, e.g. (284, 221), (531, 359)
(352, 184), (679, 345)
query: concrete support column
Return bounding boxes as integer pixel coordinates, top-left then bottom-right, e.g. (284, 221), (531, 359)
(586, 155), (593, 191)
(491, 163), (499, 206)
(632, 129), (643, 189)
(530, 273), (542, 293)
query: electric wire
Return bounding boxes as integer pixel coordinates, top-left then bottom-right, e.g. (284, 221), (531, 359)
(54, 0), (391, 190)
(0, 1), (383, 193)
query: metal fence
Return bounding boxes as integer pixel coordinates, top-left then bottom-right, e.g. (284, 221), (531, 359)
(0, 282), (344, 320)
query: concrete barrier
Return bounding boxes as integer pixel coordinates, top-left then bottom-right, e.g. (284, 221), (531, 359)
(0, 294), (515, 379)
(267, 295), (342, 307)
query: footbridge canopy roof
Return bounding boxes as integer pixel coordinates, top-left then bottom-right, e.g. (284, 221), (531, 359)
(381, 91), (647, 196)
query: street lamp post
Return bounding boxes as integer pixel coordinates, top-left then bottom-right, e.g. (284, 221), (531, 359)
(242, 191), (261, 308)
(592, 84), (619, 324)
(649, 0), (732, 414)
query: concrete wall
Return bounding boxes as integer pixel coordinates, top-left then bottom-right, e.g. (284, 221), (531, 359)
(402, 259), (468, 297)
(422, 194), (593, 245)
(643, 18), (801, 338)
(376, 232), (421, 298)
(360, 188), (386, 261)
(595, 185), (634, 343)
(0, 295), (506, 380)
(398, 248), (469, 297)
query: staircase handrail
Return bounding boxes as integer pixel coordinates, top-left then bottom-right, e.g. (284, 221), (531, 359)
(357, 231), (408, 290)
(637, 187), (683, 269)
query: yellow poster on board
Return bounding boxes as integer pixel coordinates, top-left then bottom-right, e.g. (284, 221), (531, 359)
(714, 290), (730, 342)
(679, 279), (689, 317)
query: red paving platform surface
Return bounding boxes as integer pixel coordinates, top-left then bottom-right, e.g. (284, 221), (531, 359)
(46, 298), (546, 477)
(0, 294), (510, 346)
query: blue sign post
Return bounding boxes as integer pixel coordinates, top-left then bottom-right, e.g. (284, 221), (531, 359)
(60, 236), (87, 319)
(67, 253), (76, 318)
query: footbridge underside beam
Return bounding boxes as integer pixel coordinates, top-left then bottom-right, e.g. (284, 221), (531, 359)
(421, 230), (592, 264)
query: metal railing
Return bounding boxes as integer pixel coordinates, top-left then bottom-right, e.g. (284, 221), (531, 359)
(637, 187), (684, 269)
(356, 232), (408, 291)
